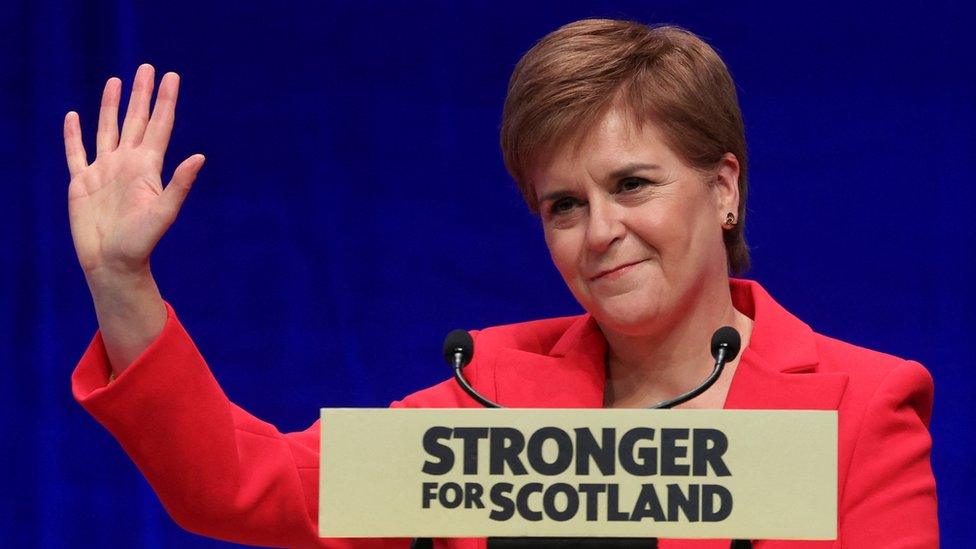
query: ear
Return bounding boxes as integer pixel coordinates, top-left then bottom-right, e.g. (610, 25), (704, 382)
(711, 152), (741, 220)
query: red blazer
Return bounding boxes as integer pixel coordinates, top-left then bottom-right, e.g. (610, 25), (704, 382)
(72, 279), (938, 548)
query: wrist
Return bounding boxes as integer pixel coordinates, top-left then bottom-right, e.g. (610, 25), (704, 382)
(84, 264), (154, 295)
(84, 268), (167, 376)
(85, 266), (163, 321)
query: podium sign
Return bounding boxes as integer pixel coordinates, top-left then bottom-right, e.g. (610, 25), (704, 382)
(319, 409), (836, 540)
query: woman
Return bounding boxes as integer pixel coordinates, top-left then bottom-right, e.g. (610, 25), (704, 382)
(65, 19), (937, 548)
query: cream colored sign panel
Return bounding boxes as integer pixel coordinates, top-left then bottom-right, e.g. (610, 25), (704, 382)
(319, 409), (836, 540)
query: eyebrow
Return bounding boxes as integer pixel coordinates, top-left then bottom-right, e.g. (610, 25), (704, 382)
(537, 163), (663, 205)
(537, 189), (576, 205)
(609, 162), (662, 179)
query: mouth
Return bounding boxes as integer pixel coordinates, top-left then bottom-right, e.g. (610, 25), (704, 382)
(589, 259), (648, 281)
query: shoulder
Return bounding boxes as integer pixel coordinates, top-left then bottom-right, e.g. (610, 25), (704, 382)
(812, 332), (934, 425)
(739, 277), (933, 417)
(813, 331), (924, 379)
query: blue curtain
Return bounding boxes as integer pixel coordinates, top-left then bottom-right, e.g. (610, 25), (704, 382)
(2, 0), (972, 545)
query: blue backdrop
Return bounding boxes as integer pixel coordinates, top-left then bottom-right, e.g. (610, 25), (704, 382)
(2, 0), (972, 546)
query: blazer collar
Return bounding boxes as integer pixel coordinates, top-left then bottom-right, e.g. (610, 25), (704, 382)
(491, 279), (848, 410)
(722, 280), (848, 410)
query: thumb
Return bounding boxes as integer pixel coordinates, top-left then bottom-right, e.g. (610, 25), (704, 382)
(161, 154), (205, 219)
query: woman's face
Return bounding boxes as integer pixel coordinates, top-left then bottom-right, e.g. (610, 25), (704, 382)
(531, 107), (740, 336)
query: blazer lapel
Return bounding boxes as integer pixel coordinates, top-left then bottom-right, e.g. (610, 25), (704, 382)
(491, 314), (607, 408)
(724, 280), (848, 411)
(724, 349), (849, 410)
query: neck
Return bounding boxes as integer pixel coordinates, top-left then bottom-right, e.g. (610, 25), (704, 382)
(600, 278), (753, 408)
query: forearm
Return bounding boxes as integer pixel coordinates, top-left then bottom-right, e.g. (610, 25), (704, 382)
(85, 266), (167, 376)
(72, 308), (406, 548)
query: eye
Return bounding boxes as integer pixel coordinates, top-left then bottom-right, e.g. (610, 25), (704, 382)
(549, 197), (582, 215)
(618, 177), (650, 193)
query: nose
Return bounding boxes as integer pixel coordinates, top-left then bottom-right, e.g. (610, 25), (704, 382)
(584, 194), (626, 253)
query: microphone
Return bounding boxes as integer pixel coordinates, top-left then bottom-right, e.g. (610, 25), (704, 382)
(443, 329), (474, 369)
(711, 326), (742, 364)
(442, 329), (499, 408)
(444, 325), (742, 410)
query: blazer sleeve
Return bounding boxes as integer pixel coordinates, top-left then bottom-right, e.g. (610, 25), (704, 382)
(71, 303), (409, 549)
(838, 360), (938, 547)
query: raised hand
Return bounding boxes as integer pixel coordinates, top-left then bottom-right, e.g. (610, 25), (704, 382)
(65, 63), (204, 279)
(64, 64), (205, 373)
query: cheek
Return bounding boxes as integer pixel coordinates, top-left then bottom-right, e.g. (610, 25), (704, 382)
(544, 229), (584, 282)
(642, 200), (710, 259)
(625, 211), (678, 262)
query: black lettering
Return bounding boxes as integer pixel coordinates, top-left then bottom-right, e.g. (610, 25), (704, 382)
(489, 483), (515, 521)
(439, 482), (464, 509)
(702, 484), (733, 522)
(422, 427), (454, 475)
(575, 428), (616, 475)
(421, 482), (438, 509)
(619, 428), (657, 476)
(577, 483), (607, 521)
(454, 427), (489, 474)
(692, 429), (731, 476)
(542, 483), (579, 522)
(516, 483), (544, 521)
(464, 482), (485, 509)
(630, 483), (666, 522)
(489, 428), (528, 475)
(666, 483), (700, 521)
(661, 428), (690, 476)
(606, 484), (630, 521)
(527, 427), (573, 475)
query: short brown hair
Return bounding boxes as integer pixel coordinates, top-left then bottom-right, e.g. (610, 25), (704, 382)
(501, 19), (750, 273)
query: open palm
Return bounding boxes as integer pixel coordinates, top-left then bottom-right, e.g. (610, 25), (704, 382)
(64, 64), (204, 277)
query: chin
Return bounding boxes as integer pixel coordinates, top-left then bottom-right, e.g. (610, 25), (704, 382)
(586, 292), (671, 337)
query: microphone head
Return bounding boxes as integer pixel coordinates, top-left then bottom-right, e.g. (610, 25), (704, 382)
(443, 329), (475, 367)
(710, 326), (742, 362)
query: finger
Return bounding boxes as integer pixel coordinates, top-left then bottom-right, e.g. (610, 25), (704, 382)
(119, 64), (155, 147)
(142, 72), (180, 159)
(160, 154), (205, 220)
(63, 112), (88, 178)
(96, 77), (121, 156)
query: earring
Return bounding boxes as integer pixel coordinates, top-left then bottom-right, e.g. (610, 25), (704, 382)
(723, 212), (737, 228)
